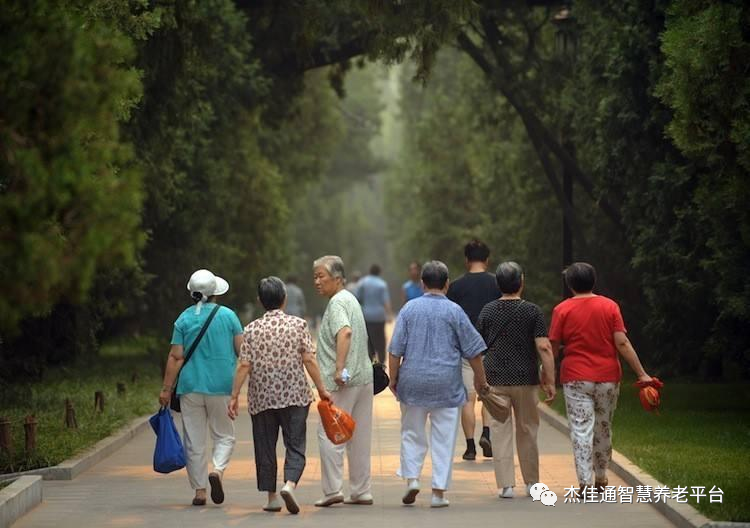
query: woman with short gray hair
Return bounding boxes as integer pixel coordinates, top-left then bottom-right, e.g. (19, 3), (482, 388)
(389, 260), (489, 508)
(313, 256), (374, 507)
(476, 262), (556, 499)
(228, 276), (331, 514)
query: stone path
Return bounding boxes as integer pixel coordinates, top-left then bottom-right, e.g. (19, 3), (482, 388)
(14, 393), (673, 527)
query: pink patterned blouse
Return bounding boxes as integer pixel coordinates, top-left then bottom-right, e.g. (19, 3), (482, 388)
(240, 310), (313, 415)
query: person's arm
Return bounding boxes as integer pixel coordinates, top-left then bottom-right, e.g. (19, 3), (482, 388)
(476, 309), (487, 339)
(456, 310), (489, 393)
(614, 331), (652, 383)
(385, 300), (394, 322)
(299, 324), (330, 399)
(388, 352), (401, 400)
(227, 361), (252, 419)
(468, 353), (489, 394)
(548, 305), (563, 359)
(550, 339), (562, 359)
(302, 351), (332, 400)
(233, 334), (243, 357)
(535, 337), (556, 403)
(158, 344), (185, 406)
(387, 311), (407, 399)
(334, 326), (352, 386)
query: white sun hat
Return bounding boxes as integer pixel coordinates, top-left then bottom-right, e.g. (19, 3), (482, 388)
(187, 269), (229, 313)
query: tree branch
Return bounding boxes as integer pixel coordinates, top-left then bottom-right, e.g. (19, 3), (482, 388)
(457, 30), (624, 228)
(457, 31), (589, 251)
(265, 33), (375, 76)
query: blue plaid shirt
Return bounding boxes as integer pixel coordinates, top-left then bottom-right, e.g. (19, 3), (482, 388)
(389, 293), (486, 408)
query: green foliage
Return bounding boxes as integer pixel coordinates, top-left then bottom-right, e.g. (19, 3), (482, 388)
(657, 0), (750, 377)
(659, 2), (750, 164)
(557, 1), (687, 366)
(3, 0), (748, 385)
(285, 66), (389, 315)
(0, 335), (161, 473)
(0, 1), (144, 333)
(555, 0), (750, 377)
(386, 50), (561, 312)
(125, 0), (286, 330)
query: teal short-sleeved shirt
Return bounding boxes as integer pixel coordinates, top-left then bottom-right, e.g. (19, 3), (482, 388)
(171, 303), (243, 396)
(317, 289), (373, 392)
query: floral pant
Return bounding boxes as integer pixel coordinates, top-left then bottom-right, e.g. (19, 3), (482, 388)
(563, 381), (620, 486)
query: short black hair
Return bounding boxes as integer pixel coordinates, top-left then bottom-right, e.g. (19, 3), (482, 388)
(563, 262), (597, 293)
(370, 264), (381, 276)
(421, 260), (449, 289)
(258, 276), (287, 310)
(464, 239), (490, 263)
(495, 261), (523, 294)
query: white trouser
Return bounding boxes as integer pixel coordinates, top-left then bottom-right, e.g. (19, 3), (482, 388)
(317, 383), (373, 497)
(399, 404), (460, 491)
(180, 393), (235, 490)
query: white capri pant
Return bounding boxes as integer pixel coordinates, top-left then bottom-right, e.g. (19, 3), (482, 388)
(317, 383), (373, 498)
(180, 393), (235, 490)
(398, 404), (460, 490)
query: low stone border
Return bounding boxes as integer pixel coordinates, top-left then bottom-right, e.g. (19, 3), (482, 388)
(47, 414), (152, 480)
(539, 404), (715, 528)
(0, 414), (151, 482)
(0, 476), (42, 527)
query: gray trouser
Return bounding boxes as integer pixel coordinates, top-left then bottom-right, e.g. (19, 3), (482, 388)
(250, 404), (310, 492)
(366, 321), (386, 363)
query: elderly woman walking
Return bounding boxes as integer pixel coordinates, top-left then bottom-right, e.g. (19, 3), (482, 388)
(159, 269), (243, 506)
(476, 262), (556, 499)
(313, 255), (374, 507)
(228, 277), (331, 514)
(549, 262), (653, 493)
(388, 260), (489, 508)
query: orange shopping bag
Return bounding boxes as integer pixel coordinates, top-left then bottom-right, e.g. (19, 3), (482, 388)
(634, 377), (664, 413)
(318, 400), (356, 445)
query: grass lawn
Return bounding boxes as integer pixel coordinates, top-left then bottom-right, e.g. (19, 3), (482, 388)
(547, 380), (750, 522)
(0, 335), (162, 474)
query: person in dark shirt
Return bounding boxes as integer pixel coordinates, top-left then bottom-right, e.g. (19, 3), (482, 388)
(476, 261), (556, 499)
(446, 239), (500, 460)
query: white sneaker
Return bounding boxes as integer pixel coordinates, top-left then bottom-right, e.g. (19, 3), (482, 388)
(402, 479), (420, 505)
(280, 483), (300, 514)
(526, 483), (533, 497)
(314, 492), (344, 507)
(344, 492), (374, 505)
(430, 494), (450, 508)
(500, 486), (514, 499)
(263, 496), (282, 512)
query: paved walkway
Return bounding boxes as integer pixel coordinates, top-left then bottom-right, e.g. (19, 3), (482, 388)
(14, 393), (673, 528)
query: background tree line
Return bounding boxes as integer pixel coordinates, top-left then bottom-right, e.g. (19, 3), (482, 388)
(385, 0), (749, 380)
(1, 0), (747, 383)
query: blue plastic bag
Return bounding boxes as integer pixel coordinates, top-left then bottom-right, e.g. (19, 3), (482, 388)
(150, 407), (186, 473)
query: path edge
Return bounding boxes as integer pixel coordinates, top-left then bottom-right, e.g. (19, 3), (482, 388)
(49, 413), (153, 480)
(0, 476), (42, 527)
(0, 414), (152, 483)
(539, 404), (718, 528)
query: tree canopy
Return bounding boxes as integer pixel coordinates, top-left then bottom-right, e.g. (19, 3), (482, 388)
(1, 0), (747, 381)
